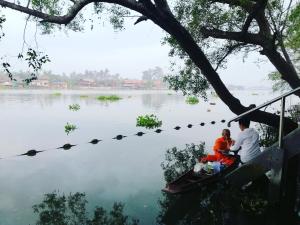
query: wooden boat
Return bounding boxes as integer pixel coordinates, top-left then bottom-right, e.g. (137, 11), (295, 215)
(162, 156), (239, 194)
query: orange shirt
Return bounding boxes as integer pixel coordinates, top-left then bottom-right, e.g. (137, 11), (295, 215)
(213, 137), (233, 160)
(200, 137), (235, 166)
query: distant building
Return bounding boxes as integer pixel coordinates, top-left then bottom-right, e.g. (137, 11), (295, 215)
(122, 80), (145, 89)
(50, 80), (68, 89)
(78, 79), (97, 87)
(0, 81), (13, 87)
(30, 79), (49, 88)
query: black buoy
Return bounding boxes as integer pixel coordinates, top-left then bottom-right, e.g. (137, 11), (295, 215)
(221, 119), (226, 123)
(174, 126), (181, 130)
(155, 129), (163, 133)
(187, 124), (193, 128)
(211, 121), (216, 124)
(58, 143), (76, 150)
(135, 132), (145, 136)
(19, 149), (42, 157)
(113, 135), (126, 140)
(200, 122), (205, 126)
(89, 139), (101, 144)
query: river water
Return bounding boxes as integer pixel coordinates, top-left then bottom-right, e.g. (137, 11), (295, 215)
(0, 89), (288, 224)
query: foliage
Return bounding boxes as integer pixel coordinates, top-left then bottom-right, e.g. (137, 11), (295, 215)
(257, 124), (279, 148)
(64, 122), (77, 135)
(96, 95), (122, 101)
(158, 143), (270, 225)
(164, 59), (209, 100)
(33, 191), (139, 225)
(80, 95), (89, 98)
(52, 92), (62, 96)
(161, 143), (205, 183)
(136, 114), (162, 129)
(286, 3), (300, 50)
(257, 105), (300, 148)
(69, 103), (80, 111)
(185, 96), (199, 104)
(2, 48), (50, 84)
(268, 71), (291, 93)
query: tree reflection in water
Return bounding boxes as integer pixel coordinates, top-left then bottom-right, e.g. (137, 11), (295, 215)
(158, 143), (271, 225)
(32, 192), (139, 225)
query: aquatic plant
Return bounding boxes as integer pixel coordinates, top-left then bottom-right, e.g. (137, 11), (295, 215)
(52, 92), (62, 96)
(64, 123), (77, 135)
(96, 95), (122, 101)
(136, 114), (162, 129)
(185, 96), (199, 104)
(79, 95), (89, 98)
(33, 191), (139, 225)
(68, 103), (80, 111)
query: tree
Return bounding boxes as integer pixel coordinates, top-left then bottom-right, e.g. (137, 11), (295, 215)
(32, 191), (139, 225)
(0, 0), (299, 131)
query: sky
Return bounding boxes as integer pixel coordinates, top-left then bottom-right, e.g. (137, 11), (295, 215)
(0, 7), (277, 86)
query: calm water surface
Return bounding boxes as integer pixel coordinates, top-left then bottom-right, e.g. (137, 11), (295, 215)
(0, 89), (284, 224)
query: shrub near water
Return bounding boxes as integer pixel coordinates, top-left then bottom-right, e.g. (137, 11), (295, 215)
(186, 96), (199, 104)
(64, 123), (77, 135)
(136, 114), (162, 129)
(68, 103), (80, 111)
(96, 95), (122, 101)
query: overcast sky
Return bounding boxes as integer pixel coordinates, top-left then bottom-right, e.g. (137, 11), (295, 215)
(1, 8), (277, 86)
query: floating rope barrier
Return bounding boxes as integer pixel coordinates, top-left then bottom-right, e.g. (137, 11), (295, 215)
(1, 103), (298, 160)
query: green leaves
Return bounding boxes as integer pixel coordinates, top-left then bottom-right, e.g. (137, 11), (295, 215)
(161, 143), (205, 182)
(33, 191), (139, 225)
(164, 59), (209, 100)
(136, 114), (162, 129)
(64, 122), (77, 135)
(96, 95), (122, 101)
(286, 3), (300, 50)
(2, 48), (50, 84)
(68, 103), (81, 111)
(185, 96), (199, 104)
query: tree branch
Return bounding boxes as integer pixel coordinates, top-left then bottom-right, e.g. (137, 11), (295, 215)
(0, 0), (145, 24)
(242, 0), (268, 33)
(214, 43), (247, 71)
(200, 27), (263, 45)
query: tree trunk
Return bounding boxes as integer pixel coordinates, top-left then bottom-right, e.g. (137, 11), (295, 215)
(153, 14), (298, 132)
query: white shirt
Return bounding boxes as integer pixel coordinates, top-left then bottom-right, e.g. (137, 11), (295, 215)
(230, 128), (261, 163)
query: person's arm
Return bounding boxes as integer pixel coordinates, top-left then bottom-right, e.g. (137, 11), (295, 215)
(230, 133), (243, 152)
(213, 138), (222, 154)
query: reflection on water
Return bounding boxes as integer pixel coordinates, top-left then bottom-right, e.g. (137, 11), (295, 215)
(158, 143), (274, 225)
(33, 191), (139, 225)
(0, 90), (286, 225)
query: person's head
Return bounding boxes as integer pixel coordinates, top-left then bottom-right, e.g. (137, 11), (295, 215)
(222, 129), (231, 139)
(238, 117), (250, 131)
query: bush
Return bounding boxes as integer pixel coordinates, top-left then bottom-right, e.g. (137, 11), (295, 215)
(68, 103), (80, 111)
(136, 114), (162, 129)
(96, 95), (122, 101)
(64, 123), (77, 135)
(186, 96), (199, 104)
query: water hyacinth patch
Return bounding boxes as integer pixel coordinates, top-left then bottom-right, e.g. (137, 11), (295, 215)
(96, 95), (122, 101)
(136, 114), (162, 129)
(186, 96), (199, 104)
(64, 123), (77, 135)
(68, 103), (80, 111)
(52, 92), (62, 96)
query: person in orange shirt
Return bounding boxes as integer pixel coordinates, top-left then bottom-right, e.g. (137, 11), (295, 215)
(200, 129), (235, 166)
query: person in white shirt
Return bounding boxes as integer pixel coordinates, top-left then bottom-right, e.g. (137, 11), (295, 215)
(230, 117), (261, 163)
